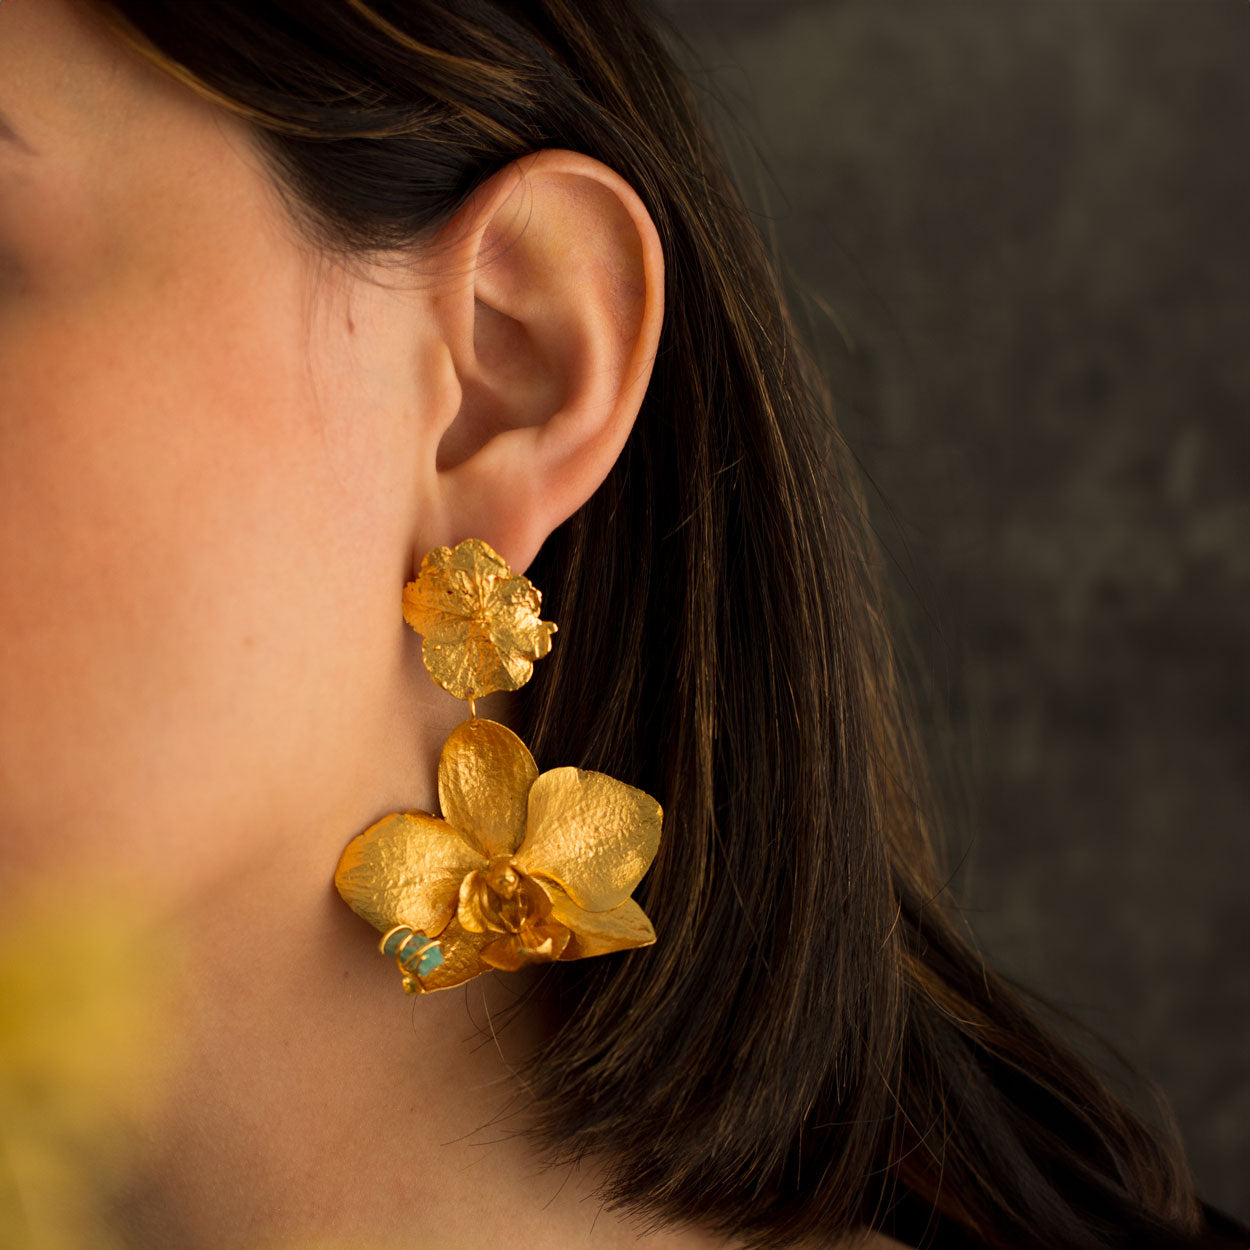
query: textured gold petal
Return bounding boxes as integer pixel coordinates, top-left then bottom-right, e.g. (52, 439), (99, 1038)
(514, 768), (663, 912)
(335, 812), (485, 937)
(402, 543), (489, 637)
(419, 624), (531, 701)
(470, 633), (525, 697)
(479, 923), (571, 971)
(494, 647), (536, 693)
(418, 633), (500, 702)
(457, 870), (502, 934)
(487, 575), (557, 663)
(416, 543), (459, 584)
(415, 917), (496, 992)
(403, 540), (556, 700)
(449, 538), (511, 598)
(402, 575), (469, 646)
(438, 718), (537, 858)
(546, 885), (657, 960)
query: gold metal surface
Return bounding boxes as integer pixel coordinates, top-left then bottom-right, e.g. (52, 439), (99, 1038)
(334, 716), (663, 992)
(516, 767), (662, 912)
(545, 884), (656, 959)
(334, 811), (484, 938)
(402, 539), (556, 701)
(438, 718), (537, 857)
(412, 917), (495, 993)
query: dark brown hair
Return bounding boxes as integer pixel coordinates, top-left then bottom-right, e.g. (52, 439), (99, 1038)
(89, 2), (1236, 1246)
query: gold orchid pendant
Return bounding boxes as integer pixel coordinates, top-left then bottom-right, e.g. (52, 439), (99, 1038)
(335, 539), (662, 993)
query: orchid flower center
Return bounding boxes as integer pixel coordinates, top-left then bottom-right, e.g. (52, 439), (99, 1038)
(466, 854), (549, 938)
(484, 854), (521, 900)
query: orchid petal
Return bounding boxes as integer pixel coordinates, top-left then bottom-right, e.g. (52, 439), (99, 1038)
(480, 923), (571, 971)
(335, 812), (485, 938)
(415, 917), (497, 992)
(457, 870), (502, 934)
(438, 718), (537, 858)
(546, 884), (657, 959)
(515, 767), (662, 912)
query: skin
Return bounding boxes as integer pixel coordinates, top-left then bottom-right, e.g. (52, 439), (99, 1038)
(0, 2), (905, 1247)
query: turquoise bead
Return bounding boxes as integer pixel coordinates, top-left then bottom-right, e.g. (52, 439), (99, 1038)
(381, 929), (414, 959)
(416, 945), (445, 976)
(381, 928), (444, 979)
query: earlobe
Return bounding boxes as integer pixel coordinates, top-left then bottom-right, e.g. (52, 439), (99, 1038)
(424, 149), (664, 574)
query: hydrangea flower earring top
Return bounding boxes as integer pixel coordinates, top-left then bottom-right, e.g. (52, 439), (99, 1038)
(334, 538), (663, 994)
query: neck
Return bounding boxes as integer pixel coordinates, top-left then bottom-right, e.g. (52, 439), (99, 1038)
(108, 813), (726, 1250)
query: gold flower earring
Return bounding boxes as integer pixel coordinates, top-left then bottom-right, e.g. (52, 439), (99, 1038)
(334, 538), (663, 994)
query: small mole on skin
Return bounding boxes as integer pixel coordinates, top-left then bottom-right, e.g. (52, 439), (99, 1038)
(346, 313), (356, 335)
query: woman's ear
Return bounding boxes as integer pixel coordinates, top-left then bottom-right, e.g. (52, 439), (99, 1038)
(420, 148), (664, 573)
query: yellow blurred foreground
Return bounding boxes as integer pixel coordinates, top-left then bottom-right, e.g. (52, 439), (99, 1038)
(0, 889), (181, 1249)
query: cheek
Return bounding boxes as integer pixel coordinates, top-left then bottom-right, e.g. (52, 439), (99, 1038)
(0, 241), (407, 896)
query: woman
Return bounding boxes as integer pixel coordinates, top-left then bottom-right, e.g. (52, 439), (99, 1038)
(0, 0), (1241, 1247)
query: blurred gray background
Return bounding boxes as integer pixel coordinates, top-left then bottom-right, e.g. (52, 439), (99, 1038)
(658, 0), (1249, 1220)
